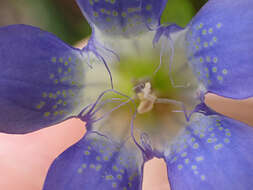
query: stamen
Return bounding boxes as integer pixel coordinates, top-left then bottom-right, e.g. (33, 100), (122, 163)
(92, 99), (131, 123)
(153, 39), (166, 76)
(167, 37), (190, 88)
(155, 97), (190, 121)
(82, 37), (115, 89)
(92, 98), (126, 114)
(134, 81), (191, 121)
(135, 82), (157, 114)
(93, 39), (120, 62)
(153, 25), (190, 88)
(86, 52), (93, 69)
(78, 89), (133, 123)
(140, 132), (154, 161)
(78, 89), (148, 158)
(96, 54), (114, 89)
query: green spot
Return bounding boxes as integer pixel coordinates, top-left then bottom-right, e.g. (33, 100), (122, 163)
(58, 68), (62, 73)
(146, 4), (152, 11)
(181, 152), (187, 157)
(49, 93), (54, 98)
(57, 99), (63, 104)
(82, 164), (87, 168)
(177, 164), (183, 170)
(224, 138), (230, 143)
(222, 69), (228, 75)
(199, 23), (203, 29)
(112, 183), (117, 188)
(120, 169), (124, 173)
(49, 74), (55, 79)
(121, 12), (127, 17)
(51, 57), (57, 63)
(185, 158), (190, 164)
(96, 165), (102, 171)
(100, 8), (105, 13)
(77, 168), (83, 174)
(117, 174), (122, 180)
(106, 175), (114, 180)
(42, 92), (47, 98)
(112, 10), (118, 16)
(214, 144), (223, 150)
(226, 132), (231, 137)
(212, 67), (217, 73)
(193, 143), (199, 149)
(217, 76), (223, 81)
(112, 165), (118, 171)
(106, 17), (111, 22)
(44, 112), (50, 117)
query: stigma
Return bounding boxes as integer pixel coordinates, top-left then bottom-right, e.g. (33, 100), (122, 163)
(134, 82), (157, 114)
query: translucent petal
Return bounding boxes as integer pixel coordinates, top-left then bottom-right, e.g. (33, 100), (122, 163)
(76, 0), (167, 37)
(0, 24), (93, 134)
(185, 0), (253, 99)
(163, 112), (253, 190)
(43, 132), (144, 190)
(86, 28), (203, 157)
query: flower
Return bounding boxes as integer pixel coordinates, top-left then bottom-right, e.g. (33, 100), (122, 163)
(1, 0), (253, 190)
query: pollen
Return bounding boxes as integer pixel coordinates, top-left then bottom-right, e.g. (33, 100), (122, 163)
(135, 82), (156, 114)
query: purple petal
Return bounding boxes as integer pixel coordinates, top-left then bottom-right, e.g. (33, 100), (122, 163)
(0, 24), (90, 134)
(164, 112), (253, 190)
(186, 0), (253, 99)
(76, 0), (167, 37)
(43, 132), (144, 190)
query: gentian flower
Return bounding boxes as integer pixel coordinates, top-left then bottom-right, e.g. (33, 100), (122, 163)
(1, 0), (253, 190)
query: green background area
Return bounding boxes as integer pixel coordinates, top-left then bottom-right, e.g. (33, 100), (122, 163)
(0, 0), (207, 45)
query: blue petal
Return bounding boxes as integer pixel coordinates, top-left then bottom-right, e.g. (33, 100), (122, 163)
(185, 0), (253, 99)
(43, 132), (144, 190)
(76, 0), (167, 37)
(0, 25), (89, 134)
(163, 113), (253, 190)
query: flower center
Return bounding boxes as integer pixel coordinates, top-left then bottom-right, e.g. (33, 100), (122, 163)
(84, 30), (201, 154)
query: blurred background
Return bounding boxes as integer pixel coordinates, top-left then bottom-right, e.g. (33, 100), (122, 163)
(0, 0), (208, 45)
